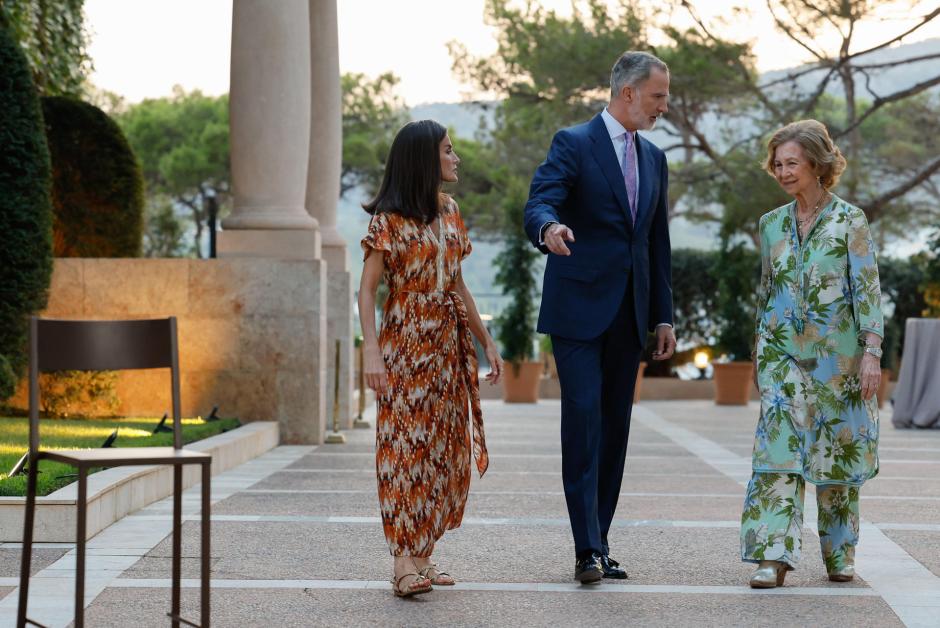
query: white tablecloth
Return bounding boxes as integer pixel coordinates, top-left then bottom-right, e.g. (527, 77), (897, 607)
(891, 318), (940, 429)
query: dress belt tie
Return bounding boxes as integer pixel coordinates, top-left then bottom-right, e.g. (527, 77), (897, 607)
(390, 290), (489, 477)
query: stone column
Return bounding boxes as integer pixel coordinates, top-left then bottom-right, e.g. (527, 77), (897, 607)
(307, 0), (354, 428)
(220, 0), (327, 443)
(220, 0), (321, 259)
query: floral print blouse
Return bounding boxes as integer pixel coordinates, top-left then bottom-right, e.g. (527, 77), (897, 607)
(752, 194), (884, 486)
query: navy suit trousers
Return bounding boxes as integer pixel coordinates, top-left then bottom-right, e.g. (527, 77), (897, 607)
(551, 284), (643, 557)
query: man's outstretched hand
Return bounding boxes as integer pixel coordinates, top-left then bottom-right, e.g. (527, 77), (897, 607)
(545, 223), (576, 256)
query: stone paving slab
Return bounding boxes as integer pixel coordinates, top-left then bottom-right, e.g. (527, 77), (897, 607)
(483, 425), (676, 445)
(852, 500), (940, 525)
(81, 587), (903, 628)
(212, 492), (381, 517)
(864, 478), (940, 497)
(119, 520), (867, 589)
(0, 548), (69, 577)
(248, 468), (744, 495)
(285, 452), (722, 475)
(210, 489), (750, 521)
(876, 462), (940, 479)
(7, 398), (940, 626)
(882, 530), (940, 578)
(316, 440), (692, 457)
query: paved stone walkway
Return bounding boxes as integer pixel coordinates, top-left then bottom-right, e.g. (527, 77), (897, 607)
(2, 400), (939, 627)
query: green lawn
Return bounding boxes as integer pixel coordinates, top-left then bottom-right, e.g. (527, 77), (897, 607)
(0, 415), (240, 496)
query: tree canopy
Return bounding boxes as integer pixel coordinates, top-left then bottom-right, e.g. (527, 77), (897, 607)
(342, 72), (408, 198)
(450, 0), (940, 244)
(117, 87), (230, 257)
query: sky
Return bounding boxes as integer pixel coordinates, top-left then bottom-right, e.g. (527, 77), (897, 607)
(84, 0), (940, 106)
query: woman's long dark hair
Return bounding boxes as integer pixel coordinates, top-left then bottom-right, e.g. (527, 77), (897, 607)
(362, 119), (447, 224)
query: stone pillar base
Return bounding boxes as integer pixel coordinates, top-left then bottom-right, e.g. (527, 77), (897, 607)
(218, 229), (321, 260)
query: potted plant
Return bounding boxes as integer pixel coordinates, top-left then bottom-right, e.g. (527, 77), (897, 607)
(494, 186), (541, 403)
(712, 241), (760, 405)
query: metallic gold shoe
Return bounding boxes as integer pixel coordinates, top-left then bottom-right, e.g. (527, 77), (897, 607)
(828, 564), (855, 582)
(749, 560), (787, 588)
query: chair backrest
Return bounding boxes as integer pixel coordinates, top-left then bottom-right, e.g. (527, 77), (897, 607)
(28, 317), (182, 454)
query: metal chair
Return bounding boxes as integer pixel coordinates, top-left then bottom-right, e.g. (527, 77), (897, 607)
(17, 317), (211, 628)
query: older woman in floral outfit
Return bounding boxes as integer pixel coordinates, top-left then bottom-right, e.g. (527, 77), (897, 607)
(742, 119), (884, 588)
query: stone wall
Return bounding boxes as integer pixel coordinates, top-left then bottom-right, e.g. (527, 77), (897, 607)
(8, 258), (328, 444)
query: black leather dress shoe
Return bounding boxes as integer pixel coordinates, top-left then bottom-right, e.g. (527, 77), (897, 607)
(574, 552), (604, 584)
(600, 554), (628, 579)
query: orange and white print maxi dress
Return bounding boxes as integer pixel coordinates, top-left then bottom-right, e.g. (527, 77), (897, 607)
(360, 197), (488, 557)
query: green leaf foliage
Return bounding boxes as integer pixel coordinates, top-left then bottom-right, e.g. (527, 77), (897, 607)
(117, 88), (229, 257)
(0, 0), (91, 97)
(341, 72), (407, 198)
(878, 255), (929, 371)
(42, 96), (144, 257)
(0, 23), (53, 399)
(493, 180), (540, 363)
(714, 242), (761, 359)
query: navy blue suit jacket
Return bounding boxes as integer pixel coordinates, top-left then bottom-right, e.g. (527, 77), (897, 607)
(524, 113), (673, 342)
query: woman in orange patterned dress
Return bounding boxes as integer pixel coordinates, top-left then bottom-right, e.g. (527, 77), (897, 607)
(358, 120), (503, 597)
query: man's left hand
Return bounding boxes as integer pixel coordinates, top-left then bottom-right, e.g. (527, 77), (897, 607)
(652, 325), (676, 361)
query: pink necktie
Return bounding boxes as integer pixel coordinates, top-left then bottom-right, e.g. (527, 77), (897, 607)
(622, 132), (637, 222)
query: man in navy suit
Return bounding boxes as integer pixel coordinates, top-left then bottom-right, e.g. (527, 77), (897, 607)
(524, 51), (677, 583)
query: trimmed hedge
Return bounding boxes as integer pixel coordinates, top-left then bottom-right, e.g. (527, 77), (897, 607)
(42, 96), (144, 257)
(0, 25), (54, 399)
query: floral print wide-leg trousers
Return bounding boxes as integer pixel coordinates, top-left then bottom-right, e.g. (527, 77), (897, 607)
(741, 472), (860, 572)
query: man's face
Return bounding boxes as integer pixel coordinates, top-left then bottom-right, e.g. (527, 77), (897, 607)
(625, 68), (670, 131)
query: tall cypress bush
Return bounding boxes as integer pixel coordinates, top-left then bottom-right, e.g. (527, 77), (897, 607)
(0, 24), (54, 399)
(42, 96), (144, 257)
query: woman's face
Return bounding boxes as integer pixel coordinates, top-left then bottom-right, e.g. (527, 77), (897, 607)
(773, 140), (819, 198)
(439, 133), (460, 183)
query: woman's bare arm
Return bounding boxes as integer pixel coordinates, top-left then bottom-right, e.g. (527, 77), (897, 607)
(358, 251), (388, 391)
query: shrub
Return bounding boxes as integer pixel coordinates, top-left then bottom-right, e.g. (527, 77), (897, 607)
(40, 96), (144, 410)
(714, 241), (761, 361)
(643, 248), (721, 376)
(42, 95), (144, 257)
(923, 230), (940, 318)
(494, 181), (539, 365)
(878, 255), (928, 372)
(0, 24), (54, 399)
(39, 370), (120, 417)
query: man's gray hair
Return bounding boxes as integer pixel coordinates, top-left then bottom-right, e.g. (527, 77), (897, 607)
(610, 51), (668, 99)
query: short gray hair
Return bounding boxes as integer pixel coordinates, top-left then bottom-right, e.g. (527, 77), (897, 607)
(610, 51), (669, 99)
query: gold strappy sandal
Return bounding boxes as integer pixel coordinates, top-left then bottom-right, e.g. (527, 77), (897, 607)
(391, 572), (432, 597)
(418, 563), (456, 586)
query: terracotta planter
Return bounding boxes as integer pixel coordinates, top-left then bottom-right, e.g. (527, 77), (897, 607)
(633, 361), (647, 403)
(713, 361), (754, 405)
(878, 368), (893, 409)
(503, 361), (542, 403)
